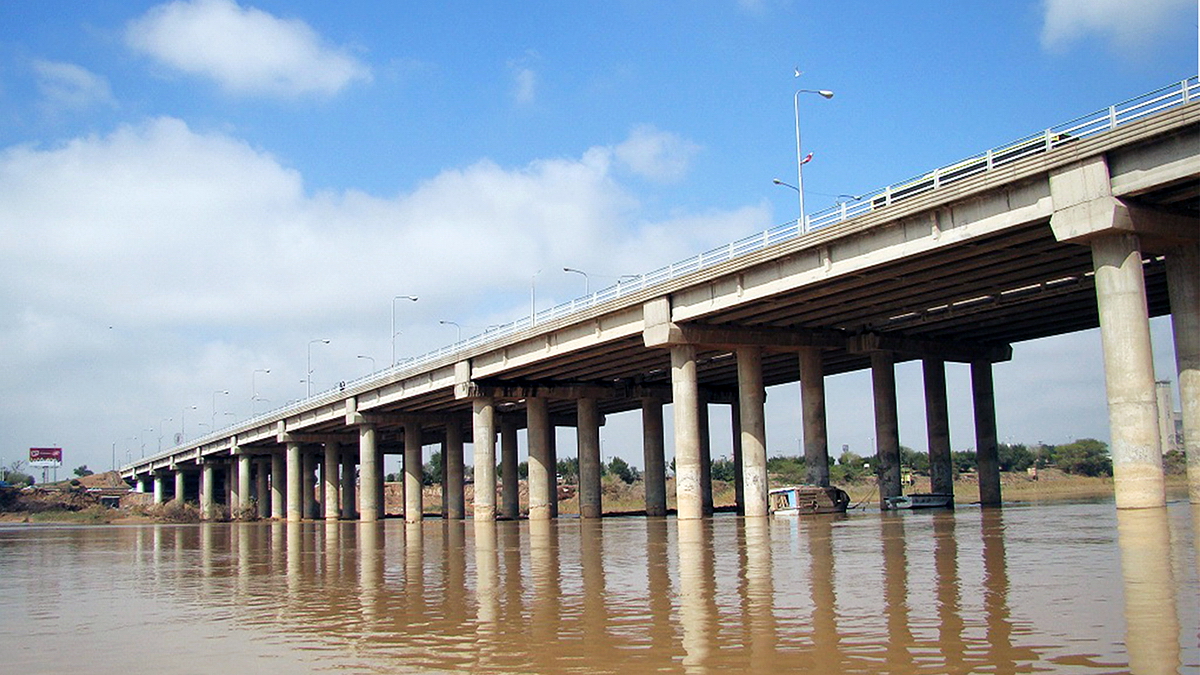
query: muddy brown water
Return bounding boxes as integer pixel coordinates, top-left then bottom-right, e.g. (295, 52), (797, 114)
(1, 500), (1197, 674)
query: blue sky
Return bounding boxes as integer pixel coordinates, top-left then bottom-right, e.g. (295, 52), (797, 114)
(0, 0), (1195, 475)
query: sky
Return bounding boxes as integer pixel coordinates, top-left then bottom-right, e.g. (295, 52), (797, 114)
(0, 0), (1195, 476)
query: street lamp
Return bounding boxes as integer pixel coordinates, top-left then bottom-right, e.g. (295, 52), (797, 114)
(357, 354), (376, 374)
(788, 73), (833, 231)
(391, 295), (418, 366)
(563, 267), (590, 295)
(211, 390), (228, 430)
(307, 339), (330, 397)
(439, 320), (462, 342)
(158, 417), (173, 452)
(530, 269), (542, 326)
(252, 369), (270, 415)
(180, 405), (197, 441)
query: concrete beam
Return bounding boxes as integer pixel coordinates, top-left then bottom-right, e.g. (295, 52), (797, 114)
(848, 331), (1012, 364)
(645, 320), (846, 351)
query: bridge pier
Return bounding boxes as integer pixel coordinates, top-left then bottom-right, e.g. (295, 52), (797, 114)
(642, 398), (668, 517)
(924, 359), (954, 497)
(152, 472), (165, 504)
(737, 347), (768, 518)
(323, 442), (340, 521)
(404, 420), (423, 523)
(173, 468), (185, 503)
(800, 347), (830, 487)
(445, 421), (466, 520)
(256, 458), (270, 518)
(237, 452), (252, 514)
(340, 447), (356, 519)
(270, 451), (285, 519)
(872, 351), (902, 508)
(578, 398), (603, 519)
(1166, 241), (1199, 504)
(472, 396), (497, 522)
(358, 425), (381, 522)
(731, 398), (743, 514)
(286, 442), (303, 522)
(500, 415), (520, 519)
(698, 399), (713, 516)
(527, 397), (552, 520)
(672, 344), (705, 520)
(200, 461), (215, 520)
(973, 361), (1001, 506)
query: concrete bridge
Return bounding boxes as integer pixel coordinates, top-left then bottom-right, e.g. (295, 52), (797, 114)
(124, 79), (1200, 520)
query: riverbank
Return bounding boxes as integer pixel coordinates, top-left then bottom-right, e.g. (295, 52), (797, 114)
(3, 469), (1190, 524)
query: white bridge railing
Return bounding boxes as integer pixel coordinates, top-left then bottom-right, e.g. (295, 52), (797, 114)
(134, 76), (1199, 468)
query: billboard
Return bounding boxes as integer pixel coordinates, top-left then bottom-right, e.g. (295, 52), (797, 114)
(29, 447), (63, 467)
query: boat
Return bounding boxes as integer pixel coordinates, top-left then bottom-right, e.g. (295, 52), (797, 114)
(769, 485), (850, 515)
(885, 493), (954, 510)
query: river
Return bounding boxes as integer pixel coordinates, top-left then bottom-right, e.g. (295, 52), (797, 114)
(1, 499), (1197, 674)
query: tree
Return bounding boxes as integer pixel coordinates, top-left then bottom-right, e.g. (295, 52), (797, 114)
(607, 457), (639, 484)
(899, 446), (929, 474)
(997, 444), (1034, 472)
(557, 457), (579, 484)
(1054, 438), (1112, 477)
(710, 458), (737, 483)
(73, 465), (94, 478)
(766, 455), (806, 484)
(951, 451), (977, 475)
(424, 451), (443, 486)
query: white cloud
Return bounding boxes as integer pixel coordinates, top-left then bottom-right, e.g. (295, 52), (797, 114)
(1041, 0), (1195, 51)
(125, 0), (371, 97)
(0, 120), (762, 467)
(507, 51), (540, 105)
(32, 60), (116, 111)
(613, 124), (703, 183)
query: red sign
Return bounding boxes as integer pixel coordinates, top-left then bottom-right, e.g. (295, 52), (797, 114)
(29, 447), (63, 464)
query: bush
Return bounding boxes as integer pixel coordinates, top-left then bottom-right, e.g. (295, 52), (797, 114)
(1163, 449), (1187, 475)
(998, 443), (1035, 472)
(607, 457), (639, 484)
(766, 456), (806, 484)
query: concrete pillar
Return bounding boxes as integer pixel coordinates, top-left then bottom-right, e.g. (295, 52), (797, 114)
(731, 399), (744, 514)
(1166, 241), (1200, 503)
(800, 347), (830, 487)
(738, 347), (769, 518)
(527, 397), (552, 520)
(972, 361), (1002, 506)
(500, 416), (520, 519)
(924, 358), (954, 496)
(255, 459), (269, 518)
(359, 425), (381, 522)
(301, 448), (316, 519)
(286, 442), (303, 522)
(323, 443), (340, 521)
(237, 453), (252, 514)
(174, 470), (185, 503)
(404, 420), (423, 523)
(1092, 233), (1165, 509)
(445, 422), (465, 520)
(871, 351), (902, 508)
(547, 420), (559, 518)
(341, 448), (356, 519)
(578, 398), (602, 519)
(271, 451), (285, 519)
(153, 473), (165, 504)
(376, 445), (386, 517)
(672, 345), (704, 520)
(698, 400), (713, 516)
(200, 462), (215, 520)
(642, 398), (667, 517)
(472, 397), (497, 522)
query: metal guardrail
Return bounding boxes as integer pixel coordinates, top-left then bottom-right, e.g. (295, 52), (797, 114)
(133, 76), (1199, 471)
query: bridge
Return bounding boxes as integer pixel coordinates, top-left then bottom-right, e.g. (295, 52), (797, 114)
(123, 78), (1200, 520)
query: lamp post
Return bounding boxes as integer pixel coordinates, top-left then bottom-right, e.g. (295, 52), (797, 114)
(530, 269), (542, 326)
(563, 267), (590, 295)
(391, 295), (418, 366)
(357, 354), (376, 374)
(307, 339), (330, 397)
(439, 320), (462, 342)
(252, 369), (270, 415)
(180, 405), (197, 441)
(788, 76), (833, 231)
(211, 390), (228, 430)
(158, 417), (172, 452)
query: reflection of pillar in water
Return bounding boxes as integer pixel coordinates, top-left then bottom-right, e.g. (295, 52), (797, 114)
(980, 509), (1014, 672)
(442, 521), (467, 628)
(807, 517), (841, 673)
(499, 521), (523, 640)
(357, 521), (384, 625)
(579, 518), (609, 666)
(529, 518), (561, 663)
(234, 523), (250, 596)
(152, 524), (164, 574)
(645, 518), (675, 661)
(881, 514), (912, 671)
(324, 520), (341, 579)
(286, 521), (302, 599)
(473, 520), (499, 669)
(740, 517), (776, 670)
(932, 511), (965, 671)
(200, 522), (215, 577)
(677, 518), (715, 673)
(1116, 507), (1181, 674)
(405, 521), (424, 597)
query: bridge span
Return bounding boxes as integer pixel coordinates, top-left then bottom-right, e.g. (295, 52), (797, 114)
(124, 79), (1200, 520)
